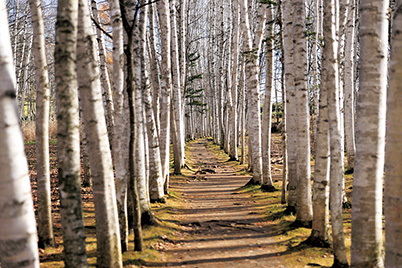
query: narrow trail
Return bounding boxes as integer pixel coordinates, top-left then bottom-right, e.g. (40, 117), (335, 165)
(149, 139), (287, 268)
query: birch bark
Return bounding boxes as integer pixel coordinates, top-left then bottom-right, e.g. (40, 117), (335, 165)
(77, 0), (122, 266)
(239, 0), (264, 184)
(343, 0), (356, 171)
(108, 0), (128, 252)
(261, 4), (275, 191)
(28, 0), (54, 248)
(293, 0), (313, 225)
(282, 0), (297, 213)
(229, 0), (240, 161)
(54, 0), (88, 265)
(134, 1), (154, 223)
(323, 0), (349, 265)
(351, 0), (389, 266)
(91, 0), (115, 144)
(0, 2), (40, 265)
(156, 0), (172, 188)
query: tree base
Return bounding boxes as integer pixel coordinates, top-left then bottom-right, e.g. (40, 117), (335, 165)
(141, 211), (158, 226)
(284, 206), (297, 215)
(245, 178), (262, 186)
(260, 184), (277, 192)
(303, 235), (331, 248)
(228, 157), (239, 162)
(332, 258), (349, 268)
(150, 197), (166, 204)
(290, 219), (312, 228)
(38, 237), (55, 250)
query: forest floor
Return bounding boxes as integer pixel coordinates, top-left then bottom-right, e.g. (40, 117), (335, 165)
(24, 133), (354, 267)
(146, 138), (286, 267)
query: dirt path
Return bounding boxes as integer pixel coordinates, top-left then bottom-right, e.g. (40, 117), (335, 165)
(148, 139), (288, 268)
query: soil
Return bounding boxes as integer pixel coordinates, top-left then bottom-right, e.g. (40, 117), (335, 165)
(146, 139), (288, 268)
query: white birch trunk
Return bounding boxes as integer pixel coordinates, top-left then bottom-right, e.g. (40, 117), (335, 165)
(28, 0), (54, 248)
(324, 0), (349, 265)
(307, 14), (331, 245)
(293, 0), (313, 225)
(108, 0), (128, 252)
(156, 0), (172, 187)
(77, 0), (122, 266)
(343, 0), (356, 171)
(239, 0), (263, 184)
(0, 2), (39, 264)
(351, 0), (389, 266)
(229, 0), (240, 161)
(170, 0), (185, 174)
(54, 0), (88, 265)
(133, 1), (153, 223)
(282, 0), (297, 213)
(261, 4), (274, 190)
(148, 3), (161, 136)
(91, 0), (115, 145)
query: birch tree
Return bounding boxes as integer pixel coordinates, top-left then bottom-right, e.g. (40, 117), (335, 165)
(54, 0), (88, 265)
(351, 0), (389, 266)
(0, 1), (39, 265)
(293, 0), (313, 226)
(239, 0), (264, 184)
(28, 0), (54, 249)
(156, 0), (172, 191)
(282, 0), (297, 213)
(261, 3), (275, 191)
(324, 0), (349, 266)
(91, 0), (115, 144)
(77, 0), (122, 265)
(307, 18), (331, 246)
(133, 0), (154, 224)
(170, 0), (185, 175)
(343, 0), (356, 171)
(121, 0), (144, 251)
(144, 6), (165, 202)
(229, 0), (239, 161)
(385, 1), (402, 265)
(108, 0), (129, 252)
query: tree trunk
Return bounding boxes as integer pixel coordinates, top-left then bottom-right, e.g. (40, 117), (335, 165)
(54, 0), (88, 265)
(77, 0), (122, 266)
(0, 4), (40, 264)
(156, 0), (172, 188)
(282, 0), (297, 214)
(148, 3), (161, 137)
(293, 0), (313, 226)
(170, 0), (185, 174)
(134, 1), (154, 224)
(351, 0), (389, 266)
(343, 0), (356, 171)
(239, 0), (263, 184)
(323, 0), (349, 266)
(28, 0), (54, 249)
(108, 0), (128, 252)
(307, 21), (331, 247)
(91, 0), (115, 146)
(261, 4), (275, 191)
(229, 0), (239, 161)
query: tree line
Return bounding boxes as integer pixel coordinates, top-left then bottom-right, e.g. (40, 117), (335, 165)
(0, 0), (401, 267)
